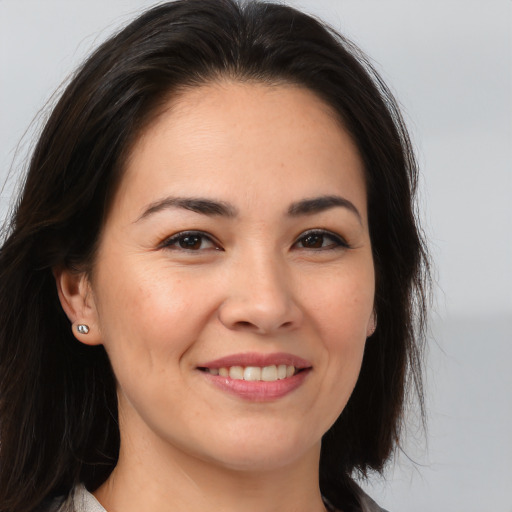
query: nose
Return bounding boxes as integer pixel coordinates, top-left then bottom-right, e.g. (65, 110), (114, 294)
(218, 254), (303, 335)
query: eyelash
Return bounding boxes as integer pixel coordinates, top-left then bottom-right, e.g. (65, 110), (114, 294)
(159, 231), (221, 252)
(294, 229), (350, 251)
(159, 229), (349, 252)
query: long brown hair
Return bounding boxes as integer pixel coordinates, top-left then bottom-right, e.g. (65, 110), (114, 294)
(0, 1), (430, 511)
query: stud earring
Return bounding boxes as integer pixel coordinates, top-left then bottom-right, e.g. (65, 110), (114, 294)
(76, 324), (90, 335)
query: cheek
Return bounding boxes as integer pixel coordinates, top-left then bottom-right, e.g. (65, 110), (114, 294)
(92, 260), (213, 373)
(320, 312), (367, 381)
(306, 264), (374, 338)
(305, 265), (373, 395)
(316, 311), (368, 428)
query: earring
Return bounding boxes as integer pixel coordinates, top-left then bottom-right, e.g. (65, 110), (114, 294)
(76, 324), (90, 335)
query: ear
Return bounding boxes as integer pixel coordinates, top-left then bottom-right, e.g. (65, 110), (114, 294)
(53, 266), (102, 346)
(366, 310), (377, 338)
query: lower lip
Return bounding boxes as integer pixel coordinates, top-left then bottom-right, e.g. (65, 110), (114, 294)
(201, 369), (311, 401)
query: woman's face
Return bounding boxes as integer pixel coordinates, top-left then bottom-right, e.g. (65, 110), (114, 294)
(81, 81), (375, 472)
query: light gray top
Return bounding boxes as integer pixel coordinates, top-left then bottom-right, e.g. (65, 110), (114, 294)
(56, 485), (105, 512)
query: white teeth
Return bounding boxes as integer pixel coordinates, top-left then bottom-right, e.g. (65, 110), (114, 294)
(261, 365), (277, 381)
(243, 366), (262, 381)
(229, 366), (244, 380)
(209, 364), (297, 381)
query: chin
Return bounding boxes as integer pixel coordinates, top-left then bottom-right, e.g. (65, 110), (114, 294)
(195, 429), (321, 473)
(210, 449), (310, 473)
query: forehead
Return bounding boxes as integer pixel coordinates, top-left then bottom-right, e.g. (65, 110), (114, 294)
(167, 80), (343, 132)
(115, 80), (366, 220)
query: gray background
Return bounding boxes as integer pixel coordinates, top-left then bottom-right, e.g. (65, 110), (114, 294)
(1, 1), (511, 510)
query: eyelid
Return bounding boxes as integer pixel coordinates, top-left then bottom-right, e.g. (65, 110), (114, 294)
(158, 230), (222, 251)
(157, 228), (348, 252)
(293, 228), (350, 250)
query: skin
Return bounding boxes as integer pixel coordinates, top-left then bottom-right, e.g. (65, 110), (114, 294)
(57, 81), (376, 512)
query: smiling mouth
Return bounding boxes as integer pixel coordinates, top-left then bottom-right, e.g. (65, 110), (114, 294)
(198, 364), (304, 382)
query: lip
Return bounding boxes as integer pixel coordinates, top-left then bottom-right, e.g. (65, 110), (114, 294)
(197, 352), (312, 402)
(198, 352), (312, 370)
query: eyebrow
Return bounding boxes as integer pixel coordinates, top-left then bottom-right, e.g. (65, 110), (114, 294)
(287, 195), (362, 224)
(136, 194), (361, 223)
(136, 196), (237, 222)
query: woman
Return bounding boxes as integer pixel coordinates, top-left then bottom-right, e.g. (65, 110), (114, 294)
(0, 1), (429, 511)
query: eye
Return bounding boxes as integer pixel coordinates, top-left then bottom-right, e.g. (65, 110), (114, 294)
(294, 230), (349, 250)
(160, 231), (221, 251)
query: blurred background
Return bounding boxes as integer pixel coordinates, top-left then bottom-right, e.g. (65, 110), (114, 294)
(1, 1), (511, 510)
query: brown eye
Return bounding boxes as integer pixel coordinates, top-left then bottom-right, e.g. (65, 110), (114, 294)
(301, 233), (325, 249)
(178, 235), (203, 250)
(295, 230), (349, 250)
(161, 231), (220, 251)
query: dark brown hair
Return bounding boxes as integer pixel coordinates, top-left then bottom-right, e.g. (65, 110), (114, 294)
(0, 1), (429, 511)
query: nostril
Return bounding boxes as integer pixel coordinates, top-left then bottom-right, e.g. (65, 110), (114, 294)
(235, 321), (254, 329)
(232, 319), (294, 332)
(218, 298), (303, 334)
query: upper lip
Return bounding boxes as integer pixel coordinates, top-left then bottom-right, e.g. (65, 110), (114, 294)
(198, 352), (312, 370)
